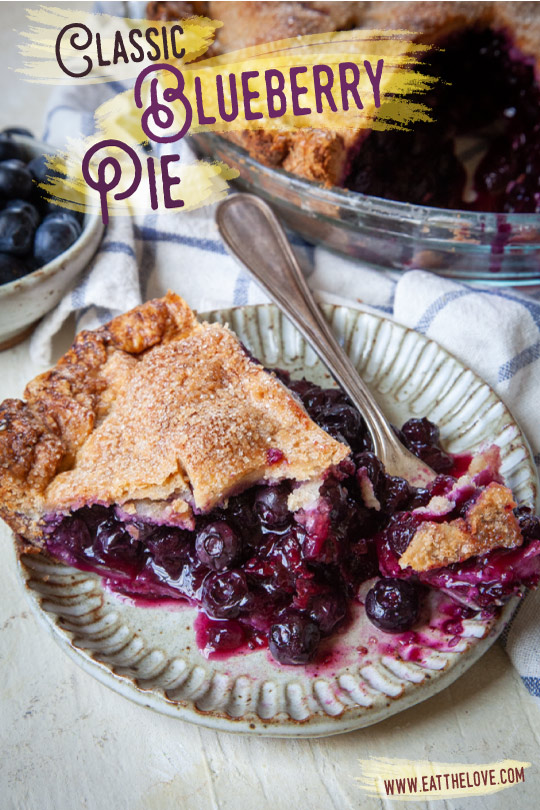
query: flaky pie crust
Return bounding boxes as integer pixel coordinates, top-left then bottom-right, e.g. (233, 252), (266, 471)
(0, 293), (348, 542)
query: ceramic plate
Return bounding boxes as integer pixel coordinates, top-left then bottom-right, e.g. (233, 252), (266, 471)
(18, 305), (538, 737)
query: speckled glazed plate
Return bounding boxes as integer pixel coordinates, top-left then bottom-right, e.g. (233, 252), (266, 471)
(18, 304), (538, 737)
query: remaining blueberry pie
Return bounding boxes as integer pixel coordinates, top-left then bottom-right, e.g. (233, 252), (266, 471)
(148, 1), (540, 212)
(1, 294), (539, 665)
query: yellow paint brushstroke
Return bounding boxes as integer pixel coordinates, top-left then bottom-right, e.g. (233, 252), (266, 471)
(17, 6), (220, 84)
(91, 32), (436, 150)
(41, 137), (238, 218)
(356, 757), (531, 800)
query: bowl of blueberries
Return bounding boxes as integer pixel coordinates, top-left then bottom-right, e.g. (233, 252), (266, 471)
(0, 129), (104, 349)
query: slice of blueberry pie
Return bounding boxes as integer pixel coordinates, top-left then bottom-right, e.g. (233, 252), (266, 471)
(1, 294), (539, 666)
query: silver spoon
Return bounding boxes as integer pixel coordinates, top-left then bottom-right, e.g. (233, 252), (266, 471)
(216, 193), (436, 487)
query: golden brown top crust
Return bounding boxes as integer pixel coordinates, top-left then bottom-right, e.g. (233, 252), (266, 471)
(146, 2), (540, 185)
(399, 482), (522, 572)
(0, 293), (348, 543)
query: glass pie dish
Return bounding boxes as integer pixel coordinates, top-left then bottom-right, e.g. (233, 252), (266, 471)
(191, 132), (540, 285)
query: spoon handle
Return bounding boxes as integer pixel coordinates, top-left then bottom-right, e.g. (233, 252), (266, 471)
(217, 193), (434, 484)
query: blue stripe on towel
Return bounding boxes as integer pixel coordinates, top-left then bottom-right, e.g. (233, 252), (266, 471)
(71, 269), (92, 309)
(415, 285), (540, 382)
(416, 287), (540, 335)
(99, 241), (136, 258)
(498, 341), (540, 382)
(415, 289), (474, 333)
(133, 225), (228, 255)
(233, 274), (250, 305)
(522, 676), (540, 698)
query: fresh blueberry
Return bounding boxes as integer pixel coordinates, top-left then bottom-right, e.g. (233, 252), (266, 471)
(41, 198), (73, 218)
(27, 154), (55, 185)
(0, 252), (29, 284)
(0, 208), (35, 256)
(0, 135), (21, 162)
(1, 127), (34, 138)
(202, 570), (249, 619)
(33, 216), (80, 265)
(0, 159), (33, 200)
(5, 199), (40, 228)
(195, 521), (240, 570)
(365, 578), (421, 633)
(43, 210), (82, 235)
(268, 610), (320, 665)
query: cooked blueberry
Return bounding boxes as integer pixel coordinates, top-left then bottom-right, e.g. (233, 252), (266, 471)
(146, 527), (193, 578)
(384, 513), (422, 557)
(0, 208), (35, 256)
(268, 611), (320, 665)
(293, 384), (371, 451)
(226, 491), (259, 531)
(203, 619), (245, 653)
(408, 441), (454, 474)
(0, 159), (33, 199)
(5, 199), (40, 228)
(355, 451), (384, 490)
(383, 475), (412, 514)
(515, 506), (540, 541)
(34, 216), (80, 265)
(365, 578), (420, 633)
(78, 504), (114, 532)
(0, 252), (29, 284)
(94, 519), (141, 562)
(308, 592), (346, 635)
(317, 401), (364, 446)
(46, 516), (92, 561)
(202, 570), (249, 619)
(408, 487), (432, 509)
(195, 521), (240, 570)
(254, 485), (291, 527)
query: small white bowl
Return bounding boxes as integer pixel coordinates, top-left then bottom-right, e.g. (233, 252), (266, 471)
(0, 135), (104, 349)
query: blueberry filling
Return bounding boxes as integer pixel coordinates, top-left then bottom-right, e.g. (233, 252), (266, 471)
(345, 27), (540, 213)
(269, 610), (321, 666)
(365, 578), (421, 633)
(44, 373), (540, 665)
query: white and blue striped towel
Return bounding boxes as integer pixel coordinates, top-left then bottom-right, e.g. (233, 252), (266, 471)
(32, 77), (540, 707)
